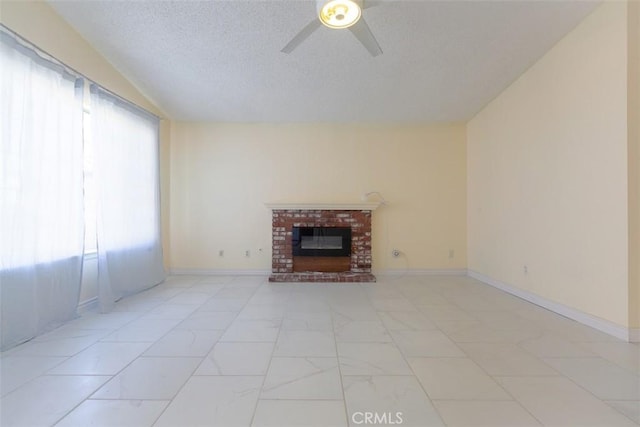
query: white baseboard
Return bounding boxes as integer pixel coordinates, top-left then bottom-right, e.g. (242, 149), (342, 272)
(170, 269), (271, 276)
(376, 268), (468, 276)
(468, 270), (634, 342)
(77, 296), (98, 314)
(172, 269), (468, 277)
(171, 268), (467, 278)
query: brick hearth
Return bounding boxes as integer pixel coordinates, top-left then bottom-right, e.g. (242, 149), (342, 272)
(268, 208), (376, 283)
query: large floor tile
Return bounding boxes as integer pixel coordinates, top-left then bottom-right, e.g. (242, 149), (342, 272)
(0, 355), (67, 396)
(140, 286), (186, 300)
(154, 376), (263, 427)
(377, 311), (436, 331)
(334, 320), (392, 343)
(444, 295), (501, 312)
(176, 310), (237, 330)
(261, 357), (342, 400)
(167, 291), (213, 305)
(497, 376), (638, 426)
(553, 320), (623, 343)
(229, 276), (266, 287)
(469, 310), (542, 334)
(100, 318), (181, 342)
(433, 400), (541, 426)
(111, 296), (163, 312)
(418, 304), (478, 322)
(338, 342), (411, 375)
(273, 330), (336, 357)
(370, 297), (417, 312)
(408, 357), (511, 400)
(282, 311), (333, 331)
(606, 400), (640, 424)
(251, 399), (347, 427)
(160, 275), (200, 287)
(542, 357), (640, 400)
(459, 342), (559, 376)
(362, 283), (405, 299)
(215, 287), (257, 299)
(195, 275), (235, 285)
(199, 297), (248, 312)
(286, 297), (331, 313)
(401, 292), (450, 306)
(343, 375), (443, 427)
(140, 303), (198, 320)
(47, 342), (150, 375)
(196, 342), (275, 375)
(578, 341), (640, 374)
(391, 330), (465, 357)
(519, 332), (596, 358)
(0, 375), (109, 426)
(5, 328), (108, 357)
(331, 306), (380, 322)
(220, 319), (281, 342)
(436, 321), (514, 343)
(189, 282), (226, 295)
(64, 311), (141, 330)
(248, 292), (290, 306)
(237, 305), (286, 321)
(92, 357), (201, 399)
(143, 329), (223, 357)
(55, 399), (169, 427)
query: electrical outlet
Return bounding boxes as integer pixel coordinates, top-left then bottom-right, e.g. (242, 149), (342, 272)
(449, 249), (455, 259)
(245, 250), (250, 257)
(392, 249), (401, 258)
(218, 250), (224, 257)
(524, 265), (528, 274)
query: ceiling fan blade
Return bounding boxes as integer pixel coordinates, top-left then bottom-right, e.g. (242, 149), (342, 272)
(281, 19), (322, 54)
(348, 17), (382, 57)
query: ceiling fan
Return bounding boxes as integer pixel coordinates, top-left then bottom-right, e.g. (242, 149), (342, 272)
(281, 0), (383, 57)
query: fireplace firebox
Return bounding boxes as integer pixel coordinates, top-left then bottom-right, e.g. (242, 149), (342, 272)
(292, 227), (351, 257)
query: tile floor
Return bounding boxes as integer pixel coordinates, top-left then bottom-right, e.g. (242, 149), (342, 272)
(1, 274), (639, 426)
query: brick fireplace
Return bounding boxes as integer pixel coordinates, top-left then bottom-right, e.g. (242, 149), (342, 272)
(266, 203), (379, 282)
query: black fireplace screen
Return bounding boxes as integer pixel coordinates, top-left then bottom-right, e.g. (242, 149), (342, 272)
(292, 227), (351, 257)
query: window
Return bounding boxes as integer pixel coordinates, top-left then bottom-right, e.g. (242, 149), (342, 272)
(90, 86), (161, 251)
(1, 26), (164, 337)
(1, 27), (85, 349)
(0, 30), (84, 269)
(90, 84), (165, 310)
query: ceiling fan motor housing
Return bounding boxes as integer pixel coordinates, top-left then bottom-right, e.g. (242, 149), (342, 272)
(316, 0), (364, 29)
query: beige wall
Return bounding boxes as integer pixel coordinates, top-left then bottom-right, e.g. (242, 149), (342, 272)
(170, 123), (467, 272)
(468, 3), (630, 327)
(629, 1), (640, 330)
(1, 0), (172, 269)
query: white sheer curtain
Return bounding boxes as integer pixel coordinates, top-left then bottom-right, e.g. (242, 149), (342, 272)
(0, 29), (84, 350)
(90, 85), (165, 312)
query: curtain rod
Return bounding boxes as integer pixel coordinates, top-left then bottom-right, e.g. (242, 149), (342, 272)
(1, 24), (164, 121)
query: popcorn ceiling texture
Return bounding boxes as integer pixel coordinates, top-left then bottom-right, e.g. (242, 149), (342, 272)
(46, 1), (598, 122)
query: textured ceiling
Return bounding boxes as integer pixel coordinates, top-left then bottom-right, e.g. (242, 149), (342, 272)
(48, 0), (599, 122)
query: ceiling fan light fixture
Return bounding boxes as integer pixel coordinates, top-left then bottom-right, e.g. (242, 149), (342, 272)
(317, 0), (362, 29)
